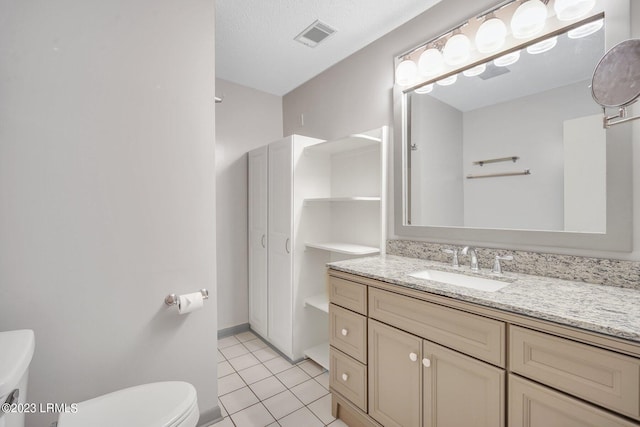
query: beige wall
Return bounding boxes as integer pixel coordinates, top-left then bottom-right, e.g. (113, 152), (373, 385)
(284, 0), (640, 261)
(0, 1), (218, 426)
(216, 78), (283, 330)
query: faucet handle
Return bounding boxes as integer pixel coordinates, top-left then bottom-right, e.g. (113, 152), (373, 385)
(492, 255), (513, 274)
(442, 248), (459, 268)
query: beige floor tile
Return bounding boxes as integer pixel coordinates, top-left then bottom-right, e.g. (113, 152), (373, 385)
(218, 361), (235, 378)
(264, 356), (294, 374)
(235, 331), (258, 342)
(228, 352), (261, 371)
(262, 390), (304, 420)
(218, 372), (246, 396)
(238, 363), (273, 384)
(219, 386), (259, 414)
(220, 343), (250, 359)
(297, 359), (325, 377)
(277, 407), (323, 427)
(244, 338), (269, 352)
(276, 366), (311, 388)
(307, 394), (335, 424)
(253, 346), (279, 362)
(290, 378), (328, 405)
(231, 403), (276, 427)
(218, 335), (241, 349)
(249, 376), (287, 401)
(315, 371), (329, 390)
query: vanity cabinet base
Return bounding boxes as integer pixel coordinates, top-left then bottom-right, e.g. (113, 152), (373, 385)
(331, 391), (382, 427)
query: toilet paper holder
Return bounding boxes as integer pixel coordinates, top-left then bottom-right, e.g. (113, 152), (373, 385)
(165, 289), (209, 307)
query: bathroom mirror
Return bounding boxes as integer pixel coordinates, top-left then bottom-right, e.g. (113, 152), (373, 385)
(394, 0), (632, 252)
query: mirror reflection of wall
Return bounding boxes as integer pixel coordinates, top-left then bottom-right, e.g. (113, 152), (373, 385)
(408, 24), (605, 232)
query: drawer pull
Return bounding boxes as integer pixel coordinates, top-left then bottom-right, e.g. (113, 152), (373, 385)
(341, 328), (349, 336)
(409, 352), (418, 362)
(341, 373), (349, 382)
(422, 358), (431, 368)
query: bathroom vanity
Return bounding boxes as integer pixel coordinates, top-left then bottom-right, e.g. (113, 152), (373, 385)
(327, 255), (640, 427)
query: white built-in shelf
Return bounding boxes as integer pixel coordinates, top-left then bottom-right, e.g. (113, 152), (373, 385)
(305, 242), (380, 255)
(305, 134), (381, 155)
(304, 293), (329, 313)
(304, 342), (330, 370)
(304, 196), (381, 204)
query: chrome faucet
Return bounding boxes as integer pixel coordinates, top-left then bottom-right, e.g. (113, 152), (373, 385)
(461, 246), (479, 271)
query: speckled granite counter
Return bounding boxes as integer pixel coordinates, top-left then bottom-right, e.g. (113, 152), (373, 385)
(328, 255), (640, 344)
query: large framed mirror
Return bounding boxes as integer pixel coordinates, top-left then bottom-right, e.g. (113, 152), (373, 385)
(393, 0), (632, 252)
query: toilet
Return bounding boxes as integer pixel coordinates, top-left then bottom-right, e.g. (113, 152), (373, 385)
(0, 330), (199, 427)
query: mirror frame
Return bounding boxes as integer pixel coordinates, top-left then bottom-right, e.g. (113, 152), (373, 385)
(393, 0), (632, 252)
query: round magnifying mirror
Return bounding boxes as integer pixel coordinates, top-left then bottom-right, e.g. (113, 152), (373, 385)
(592, 39), (640, 108)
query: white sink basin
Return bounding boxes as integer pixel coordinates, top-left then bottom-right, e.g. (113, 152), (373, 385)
(408, 269), (510, 292)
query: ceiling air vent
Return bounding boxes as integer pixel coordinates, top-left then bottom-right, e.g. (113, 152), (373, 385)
(294, 20), (337, 48)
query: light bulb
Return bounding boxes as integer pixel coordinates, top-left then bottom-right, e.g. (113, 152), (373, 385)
(494, 51), (520, 67)
(526, 36), (558, 54)
(568, 19), (603, 38)
(395, 59), (418, 86)
(443, 33), (471, 66)
(415, 83), (434, 94)
(554, 0), (596, 21)
(418, 48), (444, 77)
(463, 63), (486, 77)
(436, 75), (458, 86)
(511, 0), (548, 39)
(476, 17), (507, 53)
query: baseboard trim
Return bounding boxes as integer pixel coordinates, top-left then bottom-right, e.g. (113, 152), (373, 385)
(198, 405), (222, 427)
(217, 323), (250, 338)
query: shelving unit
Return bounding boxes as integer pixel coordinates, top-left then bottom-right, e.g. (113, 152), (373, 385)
(298, 126), (388, 370)
(305, 242), (380, 255)
(304, 293), (329, 313)
(304, 342), (330, 370)
(304, 133), (381, 155)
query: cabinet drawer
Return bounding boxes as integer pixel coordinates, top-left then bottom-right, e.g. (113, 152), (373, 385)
(510, 326), (640, 420)
(369, 287), (505, 367)
(329, 275), (367, 315)
(330, 304), (367, 364)
(330, 348), (367, 412)
(509, 375), (638, 427)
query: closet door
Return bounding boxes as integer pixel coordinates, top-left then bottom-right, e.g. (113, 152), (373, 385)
(267, 138), (293, 356)
(248, 146), (268, 337)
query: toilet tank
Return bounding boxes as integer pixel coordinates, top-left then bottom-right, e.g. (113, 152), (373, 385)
(0, 330), (35, 427)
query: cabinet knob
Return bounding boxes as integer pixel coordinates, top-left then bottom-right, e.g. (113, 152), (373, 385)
(341, 328), (348, 336)
(422, 358), (431, 368)
(409, 352), (418, 362)
(341, 373), (349, 382)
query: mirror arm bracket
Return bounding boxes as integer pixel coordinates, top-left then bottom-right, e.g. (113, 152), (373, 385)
(603, 106), (640, 128)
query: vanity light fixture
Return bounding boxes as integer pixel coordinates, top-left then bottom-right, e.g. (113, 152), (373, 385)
(494, 50), (521, 66)
(567, 18), (603, 38)
(395, 59), (418, 86)
(436, 74), (458, 86)
(415, 83), (434, 94)
(554, 0), (596, 21)
(443, 30), (472, 66)
(463, 63), (487, 77)
(419, 48), (445, 77)
(526, 36), (557, 54)
(511, 0), (548, 39)
(475, 14), (508, 53)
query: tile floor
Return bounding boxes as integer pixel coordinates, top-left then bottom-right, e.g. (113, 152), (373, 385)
(212, 331), (348, 427)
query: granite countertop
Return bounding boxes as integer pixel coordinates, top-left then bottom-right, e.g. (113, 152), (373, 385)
(328, 255), (640, 344)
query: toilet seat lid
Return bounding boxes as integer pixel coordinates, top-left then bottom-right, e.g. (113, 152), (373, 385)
(57, 381), (198, 427)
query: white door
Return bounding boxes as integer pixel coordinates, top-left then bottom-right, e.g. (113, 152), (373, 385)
(267, 138), (293, 356)
(248, 146), (268, 337)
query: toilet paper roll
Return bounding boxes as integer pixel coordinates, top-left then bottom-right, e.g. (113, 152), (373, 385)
(177, 292), (204, 314)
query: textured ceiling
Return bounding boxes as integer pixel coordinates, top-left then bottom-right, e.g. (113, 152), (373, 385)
(215, 0), (442, 96)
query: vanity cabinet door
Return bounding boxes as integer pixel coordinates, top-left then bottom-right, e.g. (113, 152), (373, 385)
(423, 340), (505, 427)
(369, 319), (422, 427)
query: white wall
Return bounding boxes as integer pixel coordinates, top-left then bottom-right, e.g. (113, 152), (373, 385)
(215, 78), (283, 330)
(410, 93), (464, 226)
(0, 2), (218, 426)
(283, 0), (640, 261)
